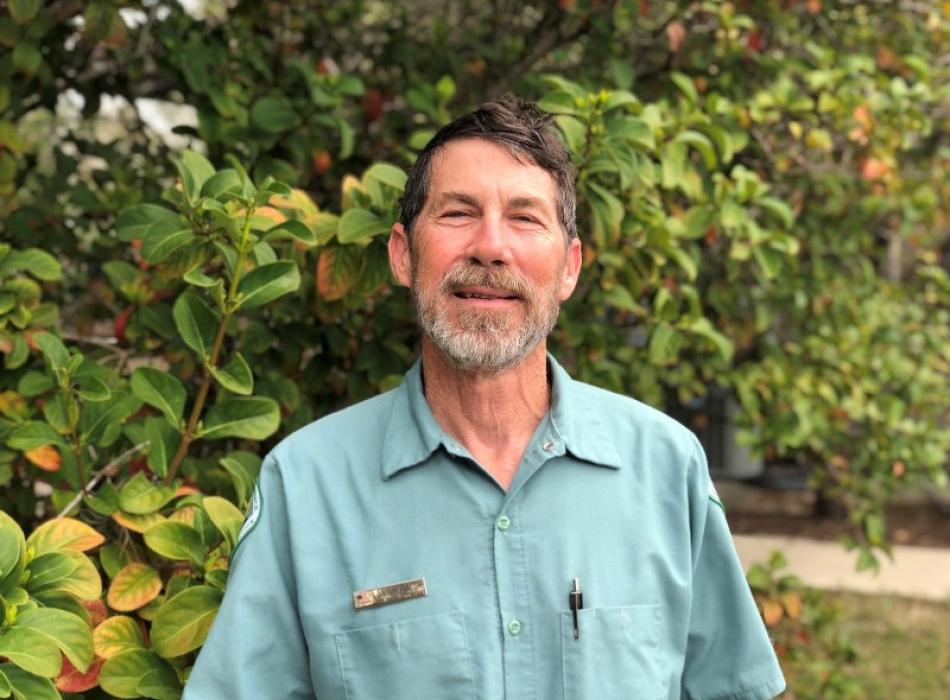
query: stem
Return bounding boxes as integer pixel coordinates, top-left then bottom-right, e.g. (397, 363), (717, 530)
(164, 210), (256, 484)
(57, 441), (150, 519)
(69, 426), (86, 486)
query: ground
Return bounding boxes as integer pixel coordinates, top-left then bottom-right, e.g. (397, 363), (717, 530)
(824, 592), (950, 700)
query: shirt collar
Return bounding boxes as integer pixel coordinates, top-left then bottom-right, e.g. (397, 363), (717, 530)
(381, 354), (625, 480)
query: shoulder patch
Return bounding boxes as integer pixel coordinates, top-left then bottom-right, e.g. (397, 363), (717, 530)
(235, 483), (263, 551)
(708, 481), (725, 510)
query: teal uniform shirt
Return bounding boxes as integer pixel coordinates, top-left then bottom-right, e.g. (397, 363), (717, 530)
(184, 356), (785, 700)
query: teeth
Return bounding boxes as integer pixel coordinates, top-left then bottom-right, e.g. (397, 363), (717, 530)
(459, 293), (501, 299)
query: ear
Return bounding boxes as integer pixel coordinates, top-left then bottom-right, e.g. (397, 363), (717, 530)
(558, 236), (582, 303)
(388, 222), (412, 287)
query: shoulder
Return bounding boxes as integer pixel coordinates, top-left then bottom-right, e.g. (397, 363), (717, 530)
(574, 378), (698, 449)
(267, 388), (400, 473)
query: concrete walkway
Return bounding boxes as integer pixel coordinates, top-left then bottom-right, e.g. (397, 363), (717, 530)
(733, 534), (950, 602)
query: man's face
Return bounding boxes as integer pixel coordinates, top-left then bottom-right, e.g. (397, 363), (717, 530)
(389, 138), (581, 373)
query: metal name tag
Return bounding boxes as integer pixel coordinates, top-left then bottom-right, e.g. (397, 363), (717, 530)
(353, 578), (427, 610)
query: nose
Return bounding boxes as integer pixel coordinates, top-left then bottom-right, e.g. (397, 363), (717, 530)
(466, 213), (513, 266)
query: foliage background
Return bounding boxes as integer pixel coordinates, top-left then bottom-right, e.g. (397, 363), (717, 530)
(0, 0), (947, 698)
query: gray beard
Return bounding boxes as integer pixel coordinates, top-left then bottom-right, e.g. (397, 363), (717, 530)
(410, 262), (562, 375)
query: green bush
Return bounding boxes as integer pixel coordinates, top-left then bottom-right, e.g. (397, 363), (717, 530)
(0, 1), (947, 696)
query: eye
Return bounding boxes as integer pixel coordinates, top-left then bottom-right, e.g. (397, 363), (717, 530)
(513, 214), (540, 224)
(441, 210), (471, 219)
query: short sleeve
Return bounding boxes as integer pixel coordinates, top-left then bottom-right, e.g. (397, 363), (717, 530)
(183, 454), (315, 700)
(681, 435), (786, 700)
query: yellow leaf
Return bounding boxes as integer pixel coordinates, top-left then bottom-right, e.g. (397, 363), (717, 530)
(762, 599), (784, 627)
(106, 563), (162, 612)
(111, 511), (165, 534)
(781, 591), (803, 620)
(28, 518), (105, 555)
(93, 615), (146, 658)
(25, 445), (62, 472)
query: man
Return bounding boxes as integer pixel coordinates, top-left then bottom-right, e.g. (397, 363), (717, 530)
(185, 98), (785, 700)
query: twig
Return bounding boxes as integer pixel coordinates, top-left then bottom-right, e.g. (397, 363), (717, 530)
(56, 441), (150, 519)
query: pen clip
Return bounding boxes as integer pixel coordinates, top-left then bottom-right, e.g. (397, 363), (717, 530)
(569, 577), (583, 639)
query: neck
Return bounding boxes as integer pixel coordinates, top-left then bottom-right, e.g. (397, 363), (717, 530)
(421, 340), (551, 490)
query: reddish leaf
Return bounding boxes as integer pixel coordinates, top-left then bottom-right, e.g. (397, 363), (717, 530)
(57, 656), (104, 693)
(83, 599), (110, 627)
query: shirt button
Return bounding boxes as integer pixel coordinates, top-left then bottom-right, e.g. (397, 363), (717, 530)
(496, 516), (511, 532)
(542, 440), (556, 452)
(507, 619), (522, 636)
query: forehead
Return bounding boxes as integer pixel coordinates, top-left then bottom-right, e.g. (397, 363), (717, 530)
(426, 138), (558, 209)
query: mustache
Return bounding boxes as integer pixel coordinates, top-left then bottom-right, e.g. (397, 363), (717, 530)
(439, 264), (533, 299)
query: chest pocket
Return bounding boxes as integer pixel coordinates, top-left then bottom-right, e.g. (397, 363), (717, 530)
(334, 610), (476, 700)
(561, 604), (665, 700)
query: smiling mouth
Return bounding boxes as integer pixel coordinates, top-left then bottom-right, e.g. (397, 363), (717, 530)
(454, 292), (519, 300)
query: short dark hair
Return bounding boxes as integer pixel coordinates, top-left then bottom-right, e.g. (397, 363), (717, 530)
(398, 96), (577, 240)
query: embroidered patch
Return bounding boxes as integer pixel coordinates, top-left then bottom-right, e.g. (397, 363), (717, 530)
(708, 481), (725, 510)
(234, 483), (262, 551)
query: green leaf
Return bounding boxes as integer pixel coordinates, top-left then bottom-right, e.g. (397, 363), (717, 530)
(183, 266), (221, 289)
(0, 663), (59, 700)
(538, 90), (581, 116)
(670, 71), (698, 103)
(201, 169), (243, 199)
(99, 649), (180, 699)
(250, 96), (300, 133)
(219, 456), (257, 504)
(80, 392), (143, 447)
(554, 115), (586, 153)
(674, 130), (717, 169)
(8, 0), (41, 24)
(151, 585), (223, 659)
(0, 628), (61, 677)
(173, 150), (215, 202)
(264, 219), (316, 246)
(117, 473), (177, 515)
(13, 608), (94, 673)
(210, 352), (253, 395)
(200, 397), (280, 440)
(337, 208), (390, 245)
(603, 285), (642, 314)
(7, 422), (66, 450)
(145, 417), (180, 479)
(235, 261), (300, 310)
(363, 163), (407, 192)
(26, 550), (101, 600)
(3, 335), (29, 371)
(115, 205), (181, 242)
(143, 521), (205, 565)
(130, 368), (186, 425)
(0, 512), (26, 594)
(648, 323), (677, 365)
(33, 332), (69, 371)
(140, 223), (195, 264)
(202, 496), (244, 548)
(3, 249), (61, 282)
(757, 196), (795, 229)
(686, 317), (734, 362)
(12, 43), (41, 76)
(75, 376), (111, 402)
(173, 291), (220, 361)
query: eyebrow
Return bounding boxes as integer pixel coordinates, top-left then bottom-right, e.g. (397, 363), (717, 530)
(432, 192), (553, 215)
(431, 191), (480, 209)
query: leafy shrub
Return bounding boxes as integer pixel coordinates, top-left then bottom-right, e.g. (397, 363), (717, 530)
(0, 1), (947, 696)
(748, 551), (862, 700)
